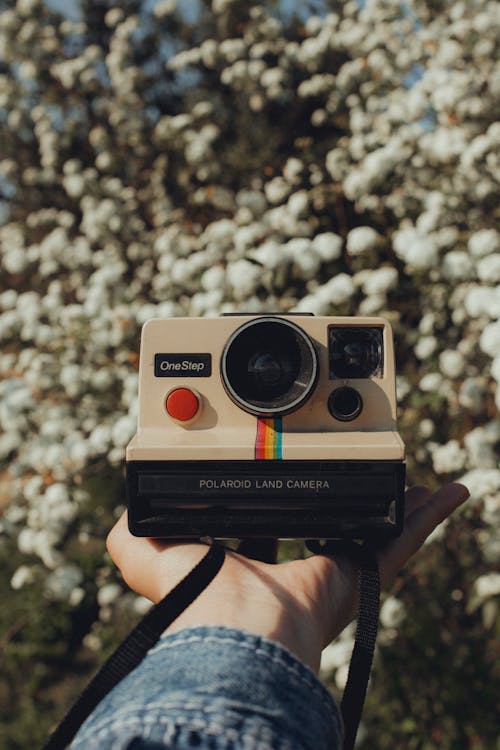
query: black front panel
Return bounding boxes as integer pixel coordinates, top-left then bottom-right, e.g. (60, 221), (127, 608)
(127, 459), (405, 540)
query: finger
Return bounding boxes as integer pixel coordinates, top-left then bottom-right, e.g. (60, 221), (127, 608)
(106, 511), (210, 602)
(237, 538), (278, 563)
(378, 482), (469, 587)
(403, 485), (432, 517)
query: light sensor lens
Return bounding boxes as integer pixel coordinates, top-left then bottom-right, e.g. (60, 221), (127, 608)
(328, 386), (363, 422)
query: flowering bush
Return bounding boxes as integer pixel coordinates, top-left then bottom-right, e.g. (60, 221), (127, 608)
(0, 0), (498, 747)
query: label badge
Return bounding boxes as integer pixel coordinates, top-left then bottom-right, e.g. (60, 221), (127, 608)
(155, 354), (212, 377)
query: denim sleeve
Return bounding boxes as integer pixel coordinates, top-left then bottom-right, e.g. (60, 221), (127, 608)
(70, 626), (342, 750)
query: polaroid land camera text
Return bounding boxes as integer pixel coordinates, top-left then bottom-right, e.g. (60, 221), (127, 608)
(126, 315), (406, 540)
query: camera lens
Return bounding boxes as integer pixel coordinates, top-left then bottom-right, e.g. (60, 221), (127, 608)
(221, 317), (319, 416)
(328, 386), (363, 422)
(329, 327), (383, 379)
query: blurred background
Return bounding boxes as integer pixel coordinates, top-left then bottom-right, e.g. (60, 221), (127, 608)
(0, 0), (499, 747)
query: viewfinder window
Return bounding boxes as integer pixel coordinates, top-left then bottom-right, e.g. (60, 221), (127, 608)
(328, 326), (383, 379)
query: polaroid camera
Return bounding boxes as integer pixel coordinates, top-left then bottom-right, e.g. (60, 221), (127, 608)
(126, 315), (406, 540)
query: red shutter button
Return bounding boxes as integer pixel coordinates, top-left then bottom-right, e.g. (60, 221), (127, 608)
(166, 388), (200, 422)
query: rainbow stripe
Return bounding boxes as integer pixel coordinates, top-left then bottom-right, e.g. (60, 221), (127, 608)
(255, 418), (283, 460)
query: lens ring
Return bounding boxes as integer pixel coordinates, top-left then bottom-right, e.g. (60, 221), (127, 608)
(221, 317), (319, 416)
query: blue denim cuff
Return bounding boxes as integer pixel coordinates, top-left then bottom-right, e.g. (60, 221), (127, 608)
(71, 626), (342, 750)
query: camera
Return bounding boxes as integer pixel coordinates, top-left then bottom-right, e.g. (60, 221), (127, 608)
(126, 314), (406, 540)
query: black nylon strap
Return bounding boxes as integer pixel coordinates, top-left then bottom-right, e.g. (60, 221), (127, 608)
(43, 541), (226, 750)
(340, 548), (380, 750)
(306, 540), (380, 750)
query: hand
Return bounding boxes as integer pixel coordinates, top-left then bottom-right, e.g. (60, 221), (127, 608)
(106, 483), (469, 673)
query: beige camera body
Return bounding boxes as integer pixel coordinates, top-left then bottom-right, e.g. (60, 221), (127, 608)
(126, 314), (406, 540)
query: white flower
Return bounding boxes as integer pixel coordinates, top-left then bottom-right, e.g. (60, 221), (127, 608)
(23, 475), (44, 502)
(91, 370), (115, 392)
(415, 336), (437, 360)
(359, 293), (385, 315)
(283, 157), (304, 183)
(264, 177), (290, 204)
(298, 73), (336, 98)
(201, 265), (226, 292)
(45, 564), (84, 601)
(286, 190), (309, 218)
(477, 254), (500, 283)
(324, 273), (356, 304)
(472, 573), (500, 603)
(320, 639), (354, 674)
(226, 259), (262, 300)
(0, 289), (18, 309)
(134, 596), (153, 615)
(432, 440), (467, 475)
(11, 565), (35, 590)
(233, 224), (266, 255)
(261, 67), (286, 92)
(480, 321), (500, 357)
(69, 588), (86, 607)
(459, 378), (487, 414)
(212, 0), (235, 14)
(111, 415), (136, 448)
(325, 148), (347, 181)
(286, 238), (320, 280)
(202, 218), (236, 249)
(393, 228), (439, 270)
(439, 349), (465, 379)
(419, 419), (435, 438)
(346, 226), (380, 255)
(420, 126), (467, 164)
(249, 240), (284, 270)
(459, 469), (500, 503)
(293, 273), (355, 315)
(154, 0), (177, 18)
(44, 482), (70, 505)
(311, 232), (343, 261)
(185, 136), (212, 166)
(63, 173), (85, 198)
(491, 356), (500, 383)
(441, 251), (475, 280)
(464, 286), (500, 319)
(3, 249), (29, 274)
(60, 364), (83, 398)
(361, 267), (398, 296)
(236, 189), (266, 217)
(88, 424), (112, 454)
(468, 229), (498, 257)
(396, 376), (411, 401)
(380, 596), (405, 629)
(97, 583), (122, 607)
(464, 424), (500, 469)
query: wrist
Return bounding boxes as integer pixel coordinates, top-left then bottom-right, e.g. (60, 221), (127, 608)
(165, 577), (324, 672)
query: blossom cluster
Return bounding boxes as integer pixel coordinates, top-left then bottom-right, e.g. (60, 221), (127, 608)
(0, 0), (498, 685)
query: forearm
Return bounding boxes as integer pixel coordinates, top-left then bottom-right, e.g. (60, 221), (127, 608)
(70, 626), (342, 750)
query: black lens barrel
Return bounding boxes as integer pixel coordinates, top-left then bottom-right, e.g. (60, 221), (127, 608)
(221, 317), (319, 417)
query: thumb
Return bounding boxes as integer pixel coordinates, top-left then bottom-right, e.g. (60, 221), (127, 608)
(378, 483), (470, 587)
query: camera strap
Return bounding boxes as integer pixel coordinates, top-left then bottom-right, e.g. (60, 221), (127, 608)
(307, 540), (380, 750)
(42, 541), (226, 750)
